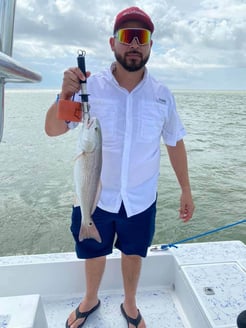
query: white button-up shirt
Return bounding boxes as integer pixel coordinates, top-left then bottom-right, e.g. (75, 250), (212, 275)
(71, 65), (186, 217)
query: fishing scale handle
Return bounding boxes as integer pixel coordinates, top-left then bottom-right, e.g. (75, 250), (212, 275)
(77, 50), (87, 84)
(77, 50), (90, 117)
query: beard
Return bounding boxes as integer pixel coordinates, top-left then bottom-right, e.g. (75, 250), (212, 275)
(114, 50), (150, 72)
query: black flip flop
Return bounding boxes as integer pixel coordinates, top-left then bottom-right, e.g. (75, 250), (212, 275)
(120, 303), (142, 327)
(65, 300), (101, 328)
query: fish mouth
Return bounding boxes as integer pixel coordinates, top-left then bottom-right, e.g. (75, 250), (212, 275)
(83, 117), (96, 128)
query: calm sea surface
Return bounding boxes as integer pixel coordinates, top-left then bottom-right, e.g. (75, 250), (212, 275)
(0, 89), (245, 256)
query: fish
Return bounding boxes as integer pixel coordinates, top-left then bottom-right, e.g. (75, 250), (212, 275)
(74, 116), (102, 243)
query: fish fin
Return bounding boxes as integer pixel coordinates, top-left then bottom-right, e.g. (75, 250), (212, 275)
(91, 180), (102, 214)
(79, 221), (102, 243)
(74, 152), (85, 162)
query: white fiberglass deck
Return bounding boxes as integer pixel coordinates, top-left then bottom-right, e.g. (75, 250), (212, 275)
(42, 287), (188, 328)
(0, 241), (246, 328)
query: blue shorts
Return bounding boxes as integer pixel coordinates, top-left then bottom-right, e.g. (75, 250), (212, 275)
(70, 201), (156, 259)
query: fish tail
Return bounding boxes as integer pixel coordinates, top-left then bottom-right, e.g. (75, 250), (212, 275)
(79, 221), (102, 243)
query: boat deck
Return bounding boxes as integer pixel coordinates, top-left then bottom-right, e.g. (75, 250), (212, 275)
(0, 241), (246, 328)
(42, 286), (188, 328)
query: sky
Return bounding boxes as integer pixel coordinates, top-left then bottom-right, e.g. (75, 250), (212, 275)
(8, 0), (246, 90)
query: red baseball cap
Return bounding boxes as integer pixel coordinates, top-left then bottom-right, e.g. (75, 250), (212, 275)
(113, 7), (154, 34)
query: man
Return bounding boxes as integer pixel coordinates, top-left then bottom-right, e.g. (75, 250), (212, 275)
(45, 6), (194, 328)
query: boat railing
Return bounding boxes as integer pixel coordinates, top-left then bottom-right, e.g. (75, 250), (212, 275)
(0, 0), (42, 142)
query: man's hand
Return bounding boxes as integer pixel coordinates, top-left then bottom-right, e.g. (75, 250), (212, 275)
(60, 67), (91, 100)
(179, 189), (195, 222)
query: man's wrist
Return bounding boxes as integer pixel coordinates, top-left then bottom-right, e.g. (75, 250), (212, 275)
(55, 94), (71, 125)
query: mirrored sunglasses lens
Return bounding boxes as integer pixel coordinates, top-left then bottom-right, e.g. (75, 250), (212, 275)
(117, 29), (150, 45)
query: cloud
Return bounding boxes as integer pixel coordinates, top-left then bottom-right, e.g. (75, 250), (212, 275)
(10, 0), (246, 89)
(147, 0), (246, 82)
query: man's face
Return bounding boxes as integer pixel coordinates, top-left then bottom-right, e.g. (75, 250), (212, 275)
(110, 21), (153, 72)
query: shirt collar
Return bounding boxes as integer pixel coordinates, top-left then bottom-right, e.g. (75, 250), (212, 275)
(109, 62), (148, 86)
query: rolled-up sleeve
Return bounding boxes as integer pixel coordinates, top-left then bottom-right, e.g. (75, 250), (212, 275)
(162, 93), (186, 146)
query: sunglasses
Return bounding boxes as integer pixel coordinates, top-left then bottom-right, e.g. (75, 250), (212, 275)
(114, 28), (151, 45)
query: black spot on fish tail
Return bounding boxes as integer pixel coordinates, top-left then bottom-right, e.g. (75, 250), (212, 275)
(79, 222), (102, 243)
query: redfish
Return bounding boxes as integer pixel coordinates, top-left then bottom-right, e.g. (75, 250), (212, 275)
(74, 117), (102, 243)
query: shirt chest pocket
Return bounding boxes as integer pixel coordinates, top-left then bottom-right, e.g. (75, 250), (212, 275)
(89, 99), (117, 140)
(137, 103), (167, 142)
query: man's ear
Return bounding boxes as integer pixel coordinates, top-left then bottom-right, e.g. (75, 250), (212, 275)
(109, 37), (115, 51)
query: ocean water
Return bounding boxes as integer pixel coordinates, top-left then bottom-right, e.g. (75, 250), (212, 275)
(0, 89), (245, 256)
